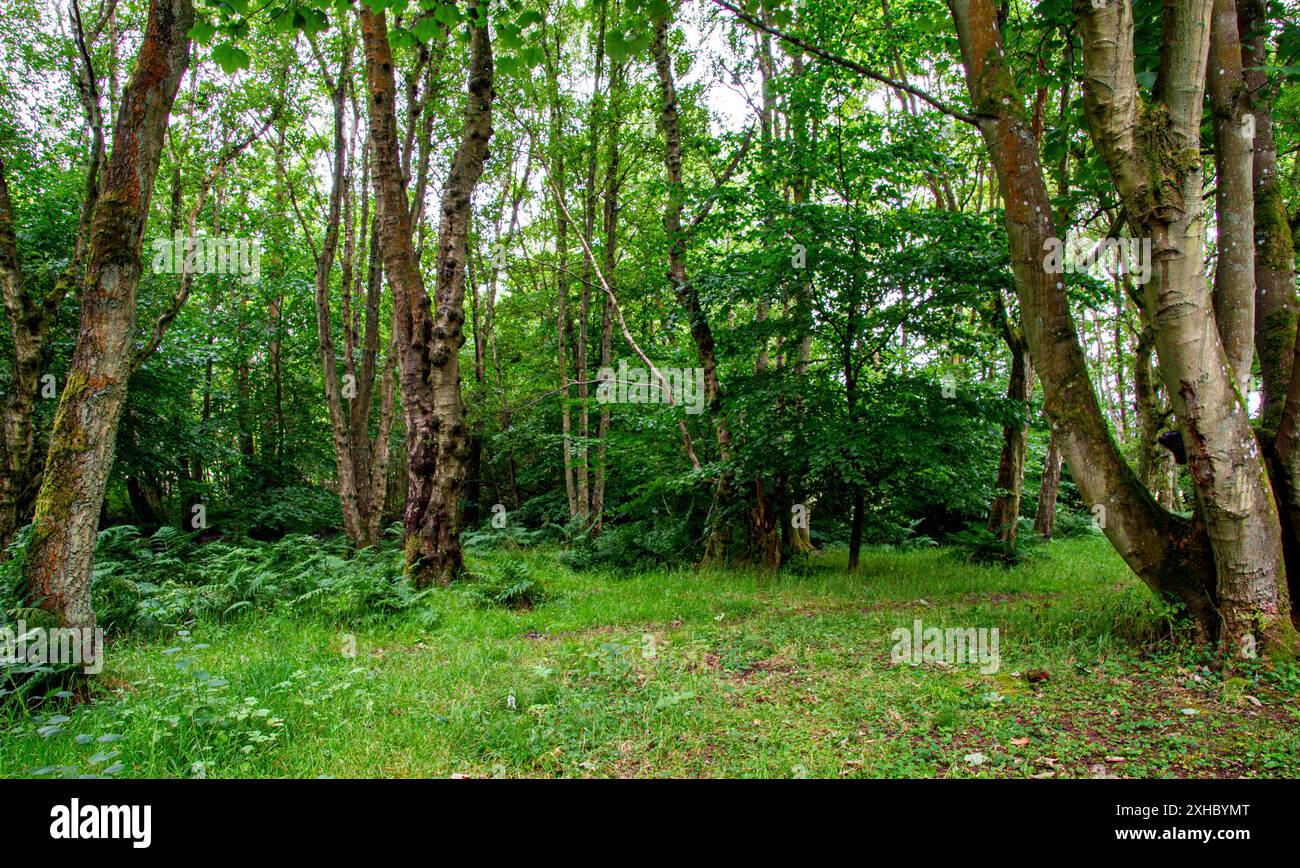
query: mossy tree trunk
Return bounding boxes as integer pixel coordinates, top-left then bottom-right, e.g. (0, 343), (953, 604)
(948, 0), (1220, 642)
(361, 3), (493, 587)
(1076, 0), (1296, 655)
(21, 0), (194, 630)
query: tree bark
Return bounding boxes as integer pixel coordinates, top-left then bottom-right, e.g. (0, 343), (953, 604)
(1034, 431), (1063, 538)
(1207, 0), (1255, 394)
(590, 60), (623, 537)
(948, 0), (1220, 642)
(0, 17), (105, 551)
(543, 25), (578, 522)
(361, 3), (493, 586)
(1075, 0), (1295, 654)
(575, 0), (608, 529)
(1243, 0), (1300, 618)
(1133, 323), (1179, 507)
(1239, 0), (1296, 438)
(21, 0), (194, 630)
(987, 294), (1033, 545)
(652, 13), (736, 564)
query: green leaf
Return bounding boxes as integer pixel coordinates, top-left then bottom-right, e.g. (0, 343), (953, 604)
(434, 3), (461, 26)
(269, 7), (298, 33)
(520, 44), (543, 68)
(212, 43), (251, 74)
(606, 30), (629, 63)
(187, 21), (218, 44)
(388, 27), (418, 51)
(301, 9), (329, 34)
(412, 16), (441, 43)
(497, 23), (523, 51)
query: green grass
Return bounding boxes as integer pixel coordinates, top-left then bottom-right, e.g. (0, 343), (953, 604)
(3, 536), (1299, 778)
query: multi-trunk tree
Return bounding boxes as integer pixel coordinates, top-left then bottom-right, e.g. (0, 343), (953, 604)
(948, 0), (1298, 655)
(361, 1), (494, 586)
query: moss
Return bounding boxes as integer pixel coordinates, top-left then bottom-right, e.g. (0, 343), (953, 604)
(974, 53), (1029, 123)
(28, 369), (94, 533)
(1258, 612), (1300, 662)
(1256, 186), (1296, 272)
(1124, 99), (1211, 228)
(1257, 306), (1297, 435)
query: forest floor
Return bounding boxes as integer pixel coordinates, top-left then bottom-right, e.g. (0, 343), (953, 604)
(3, 536), (1298, 778)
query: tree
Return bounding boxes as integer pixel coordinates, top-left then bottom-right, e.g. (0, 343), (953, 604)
(22, 0), (195, 631)
(360, 1), (494, 586)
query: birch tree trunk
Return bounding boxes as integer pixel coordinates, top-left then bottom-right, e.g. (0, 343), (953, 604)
(21, 0), (194, 630)
(361, 3), (493, 586)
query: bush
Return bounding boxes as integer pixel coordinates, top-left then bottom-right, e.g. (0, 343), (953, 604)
(1050, 509), (1103, 540)
(559, 518), (698, 573)
(228, 485), (344, 539)
(82, 525), (438, 633)
(945, 522), (1044, 567)
(469, 559), (549, 610)
(461, 523), (544, 553)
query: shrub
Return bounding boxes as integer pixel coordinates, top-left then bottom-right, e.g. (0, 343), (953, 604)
(470, 559), (548, 610)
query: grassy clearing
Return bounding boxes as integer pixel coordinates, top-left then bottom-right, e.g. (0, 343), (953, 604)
(3, 536), (1298, 778)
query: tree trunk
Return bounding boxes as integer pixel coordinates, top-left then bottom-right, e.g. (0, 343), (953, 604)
(21, 0), (194, 630)
(987, 316), (1033, 545)
(590, 61), (623, 537)
(652, 14), (736, 564)
(847, 489), (865, 571)
(575, 1), (608, 529)
(1076, 0), (1295, 655)
(0, 32), (103, 552)
(1242, 0), (1300, 618)
(361, 3), (493, 586)
(312, 45), (367, 546)
(1033, 431), (1062, 538)
(1133, 323), (1179, 507)
(1207, 0), (1255, 394)
(1239, 0), (1296, 438)
(949, 0), (1220, 643)
(543, 25), (578, 522)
